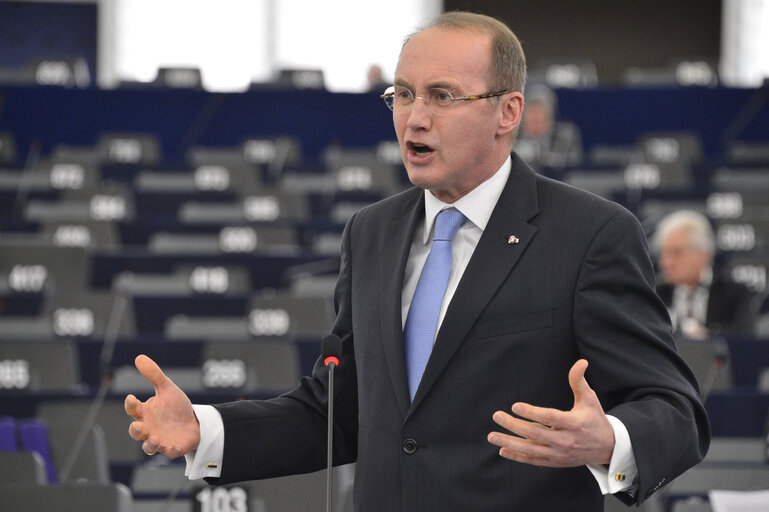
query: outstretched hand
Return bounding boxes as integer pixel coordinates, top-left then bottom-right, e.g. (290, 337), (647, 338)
(124, 354), (201, 459)
(487, 359), (615, 467)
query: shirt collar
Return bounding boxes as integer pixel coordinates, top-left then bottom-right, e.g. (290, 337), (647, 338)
(422, 156), (512, 244)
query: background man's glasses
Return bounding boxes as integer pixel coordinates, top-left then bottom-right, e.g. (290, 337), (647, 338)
(381, 85), (512, 116)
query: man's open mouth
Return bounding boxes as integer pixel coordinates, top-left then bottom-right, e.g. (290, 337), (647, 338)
(408, 141), (434, 157)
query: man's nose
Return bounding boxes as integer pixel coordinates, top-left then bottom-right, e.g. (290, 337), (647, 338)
(406, 96), (433, 128)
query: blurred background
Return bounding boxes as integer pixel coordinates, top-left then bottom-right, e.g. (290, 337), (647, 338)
(0, 1), (768, 511)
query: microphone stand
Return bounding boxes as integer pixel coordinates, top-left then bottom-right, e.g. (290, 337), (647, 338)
(321, 334), (342, 512)
(59, 282), (129, 482)
(326, 359), (336, 512)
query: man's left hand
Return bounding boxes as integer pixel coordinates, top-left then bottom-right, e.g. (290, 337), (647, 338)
(487, 359), (615, 467)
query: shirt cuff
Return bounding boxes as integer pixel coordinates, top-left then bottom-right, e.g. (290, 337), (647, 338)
(586, 414), (638, 495)
(184, 404), (224, 480)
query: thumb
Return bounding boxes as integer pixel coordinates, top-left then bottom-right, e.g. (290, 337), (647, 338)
(568, 359), (594, 406)
(135, 354), (171, 392)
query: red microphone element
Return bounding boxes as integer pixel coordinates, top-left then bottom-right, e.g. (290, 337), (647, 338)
(322, 334), (343, 367)
(321, 334), (343, 512)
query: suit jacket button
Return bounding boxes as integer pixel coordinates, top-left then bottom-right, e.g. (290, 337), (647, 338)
(402, 439), (418, 454)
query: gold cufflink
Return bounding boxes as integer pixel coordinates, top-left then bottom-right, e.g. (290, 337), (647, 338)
(614, 473), (626, 481)
(206, 463), (218, 469)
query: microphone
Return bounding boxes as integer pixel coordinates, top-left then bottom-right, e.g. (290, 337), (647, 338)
(699, 338), (730, 405)
(322, 334), (343, 512)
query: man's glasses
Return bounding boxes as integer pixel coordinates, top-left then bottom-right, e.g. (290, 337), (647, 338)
(381, 85), (512, 116)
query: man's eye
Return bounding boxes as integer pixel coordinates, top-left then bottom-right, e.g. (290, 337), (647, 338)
(395, 89), (412, 99)
(433, 90), (452, 102)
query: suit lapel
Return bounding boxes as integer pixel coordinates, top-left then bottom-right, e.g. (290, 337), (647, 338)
(379, 188), (424, 418)
(409, 157), (541, 415)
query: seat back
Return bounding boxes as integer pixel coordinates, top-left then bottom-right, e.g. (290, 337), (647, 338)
(0, 451), (48, 484)
(0, 482), (133, 512)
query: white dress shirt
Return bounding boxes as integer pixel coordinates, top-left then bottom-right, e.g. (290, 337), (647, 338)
(186, 156), (638, 494)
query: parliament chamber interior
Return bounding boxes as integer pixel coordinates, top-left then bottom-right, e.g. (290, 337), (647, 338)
(1, 4), (769, 512)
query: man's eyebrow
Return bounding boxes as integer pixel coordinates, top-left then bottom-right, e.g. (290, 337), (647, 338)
(393, 78), (459, 92)
(393, 78), (412, 89)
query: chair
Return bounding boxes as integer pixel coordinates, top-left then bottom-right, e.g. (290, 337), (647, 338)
(97, 133), (161, 166)
(241, 136), (303, 180)
(0, 451), (48, 484)
(562, 169), (627, 200)
(132, 500), (192, 512)
(130, 462), (193, 495)
(529, 60), (599, 88)
(17, 419), (57, 482)
(43, 289), (137, 339)
(670, 464), (769, 494)
(704, 437), (765, 463)
(112, 366), (205, 394)
(726, 141), (769, 165)
(178, 190), (310, 224)
(40, 220), (121, 249)
(0, 482), (133, 512)
(148, 225), (298, 255)
(239, 470), (328, 512)
(0, 243), (90, 293)
(247, 292), (335, 340)
(115, 265), (250, 297)
(670, 497), (712, 512)
(638, 132), (703, 165)
(675, 338), (733, 399)
(37, 400), (143, 463)
(0, 341), (80, 392)
(44, 423), (111, 483)
(165, 316), (250, 341)
(0, 416), (18, 451)
(323, 146), (404, 196)
(202, 340), (301, 393)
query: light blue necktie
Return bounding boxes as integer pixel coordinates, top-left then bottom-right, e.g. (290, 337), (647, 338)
(404, 209), (466, 402)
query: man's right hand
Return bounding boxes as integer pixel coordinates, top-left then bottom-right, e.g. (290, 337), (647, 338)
(125, 354), (201, 459)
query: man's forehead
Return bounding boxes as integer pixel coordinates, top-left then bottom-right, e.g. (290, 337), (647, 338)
(395, 27), (492, 82)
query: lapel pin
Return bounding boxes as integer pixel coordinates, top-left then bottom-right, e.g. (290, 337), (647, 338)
(507, 235), (520, 244)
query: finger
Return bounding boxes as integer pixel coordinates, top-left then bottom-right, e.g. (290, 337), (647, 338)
(135, 354), (171, 391)
(142, 438), (159, 456)
(488, 432), (572, 468)
(568, 359), (594, 405)
(511, 402), (576, 430)
(128, 421), (147, 441)
(124, 394), (143, 419)
(487, 431), (551, 462)
(493, 411), (554, 444)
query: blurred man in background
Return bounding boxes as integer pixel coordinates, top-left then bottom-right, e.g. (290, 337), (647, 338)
(515, 82), (582, 170)
(656, 210), (756, 338)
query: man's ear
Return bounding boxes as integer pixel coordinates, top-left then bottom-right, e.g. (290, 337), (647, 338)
(497, 92), (524, 137)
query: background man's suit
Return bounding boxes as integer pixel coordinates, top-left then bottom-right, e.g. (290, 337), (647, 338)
(657, 278), (756, 336)
(211, 154), (710, 511)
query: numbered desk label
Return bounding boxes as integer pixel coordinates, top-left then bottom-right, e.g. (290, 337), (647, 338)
(0, 360), (30, 390)
(194, 486), (249, 512)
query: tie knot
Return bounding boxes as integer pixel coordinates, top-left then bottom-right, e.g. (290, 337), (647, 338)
(433, 209), (466, 241)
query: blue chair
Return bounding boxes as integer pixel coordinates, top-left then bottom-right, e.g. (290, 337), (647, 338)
(17, 419), (57, 483)
(0, 416), (18, 451)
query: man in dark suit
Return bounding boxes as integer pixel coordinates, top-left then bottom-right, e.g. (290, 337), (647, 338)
(655, 209), (755, 337)
(125, 12), (709, 511)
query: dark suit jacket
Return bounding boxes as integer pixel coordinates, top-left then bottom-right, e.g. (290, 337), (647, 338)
(213, 155), (709, 511)
(657, 279), (755, 336)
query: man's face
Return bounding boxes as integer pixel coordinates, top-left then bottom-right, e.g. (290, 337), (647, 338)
(521, 102), (553, 139)
(393, 28), (520, 203)
(658, 228), (710, 287)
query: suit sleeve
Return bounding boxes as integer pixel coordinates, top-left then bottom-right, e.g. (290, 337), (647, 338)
(572, 207), (710, 505)
(209, 214), (360, 485)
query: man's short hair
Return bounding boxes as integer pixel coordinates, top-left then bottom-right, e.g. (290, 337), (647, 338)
(654, 210), (715, 255)
(404, 11), (527, 96)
